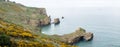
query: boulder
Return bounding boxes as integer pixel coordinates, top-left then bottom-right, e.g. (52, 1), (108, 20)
(54, 18), (60, 24)
(83, 32), (93, 41)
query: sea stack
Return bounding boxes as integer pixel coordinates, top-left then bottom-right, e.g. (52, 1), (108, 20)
(54, 18), (60, 24)
(62, 16), (64, 19)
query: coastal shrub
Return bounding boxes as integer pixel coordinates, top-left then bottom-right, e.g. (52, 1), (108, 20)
(0, 1), (77, 47)
(0, 33), (11, 47)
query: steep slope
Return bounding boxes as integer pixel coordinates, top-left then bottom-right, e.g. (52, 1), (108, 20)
(0, 1), (50, 32)
(0, 1), (77, 47)
(0, 19), (76, 47)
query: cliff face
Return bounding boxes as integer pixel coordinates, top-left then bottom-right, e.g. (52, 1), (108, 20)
(0, 1), (76, 47)
(27, 8), (51, 26)
(0, 1), (51, 31)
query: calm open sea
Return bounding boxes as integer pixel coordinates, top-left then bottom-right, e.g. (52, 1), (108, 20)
(42, 7), (120, 47)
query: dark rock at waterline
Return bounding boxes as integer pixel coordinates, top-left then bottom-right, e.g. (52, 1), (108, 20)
(62, 16), (64, 19)
(53, 18), (60, 24)
(83, 32), (93, 41)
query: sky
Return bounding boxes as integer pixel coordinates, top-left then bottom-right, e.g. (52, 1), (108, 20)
(9, 0), (120, 8)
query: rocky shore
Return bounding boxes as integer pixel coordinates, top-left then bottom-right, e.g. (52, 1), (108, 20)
(32, 10), (94, 44)
(25, 6), (93, 45)
(0, 1), (93, 47)
(39, 17), (94, 44)
(53, 27), (93, 44)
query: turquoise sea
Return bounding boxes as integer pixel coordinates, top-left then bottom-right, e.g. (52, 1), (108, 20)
(42, 7), (120, 47)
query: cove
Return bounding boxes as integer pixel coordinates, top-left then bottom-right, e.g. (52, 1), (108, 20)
(42, 7), (120, 47)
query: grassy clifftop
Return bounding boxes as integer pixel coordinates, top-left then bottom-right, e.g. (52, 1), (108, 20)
(0, 1), (50, 32)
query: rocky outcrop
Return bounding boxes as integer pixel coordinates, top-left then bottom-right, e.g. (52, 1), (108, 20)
(53, 18), (60, 24)
(38, 8), (47, 15)
(56, 27), (93, 44)
(83, 32), (93, 41)
(27, 8), (51, 27)
(36, 8), (51, 26)
(39, 16), (51, 26)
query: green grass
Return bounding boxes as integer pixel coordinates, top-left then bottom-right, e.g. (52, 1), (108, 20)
(0, 1), (77, 47)
(0, 1), (47, 32)
(0, 1), (53, 43)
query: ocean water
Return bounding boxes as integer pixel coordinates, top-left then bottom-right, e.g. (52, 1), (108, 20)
(41, 7), (120, 47)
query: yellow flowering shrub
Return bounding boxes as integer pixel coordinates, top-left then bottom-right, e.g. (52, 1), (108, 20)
(0, 19), (77, 47)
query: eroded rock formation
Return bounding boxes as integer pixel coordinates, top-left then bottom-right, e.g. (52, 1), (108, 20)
(83, 32), (93, 41)
(55, 27), (93, 44)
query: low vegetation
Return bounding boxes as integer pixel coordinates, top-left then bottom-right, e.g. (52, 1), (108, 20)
(0, 19), (76, 47)
(0, 1), (47, 32)
(0, 1), (77, 47)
